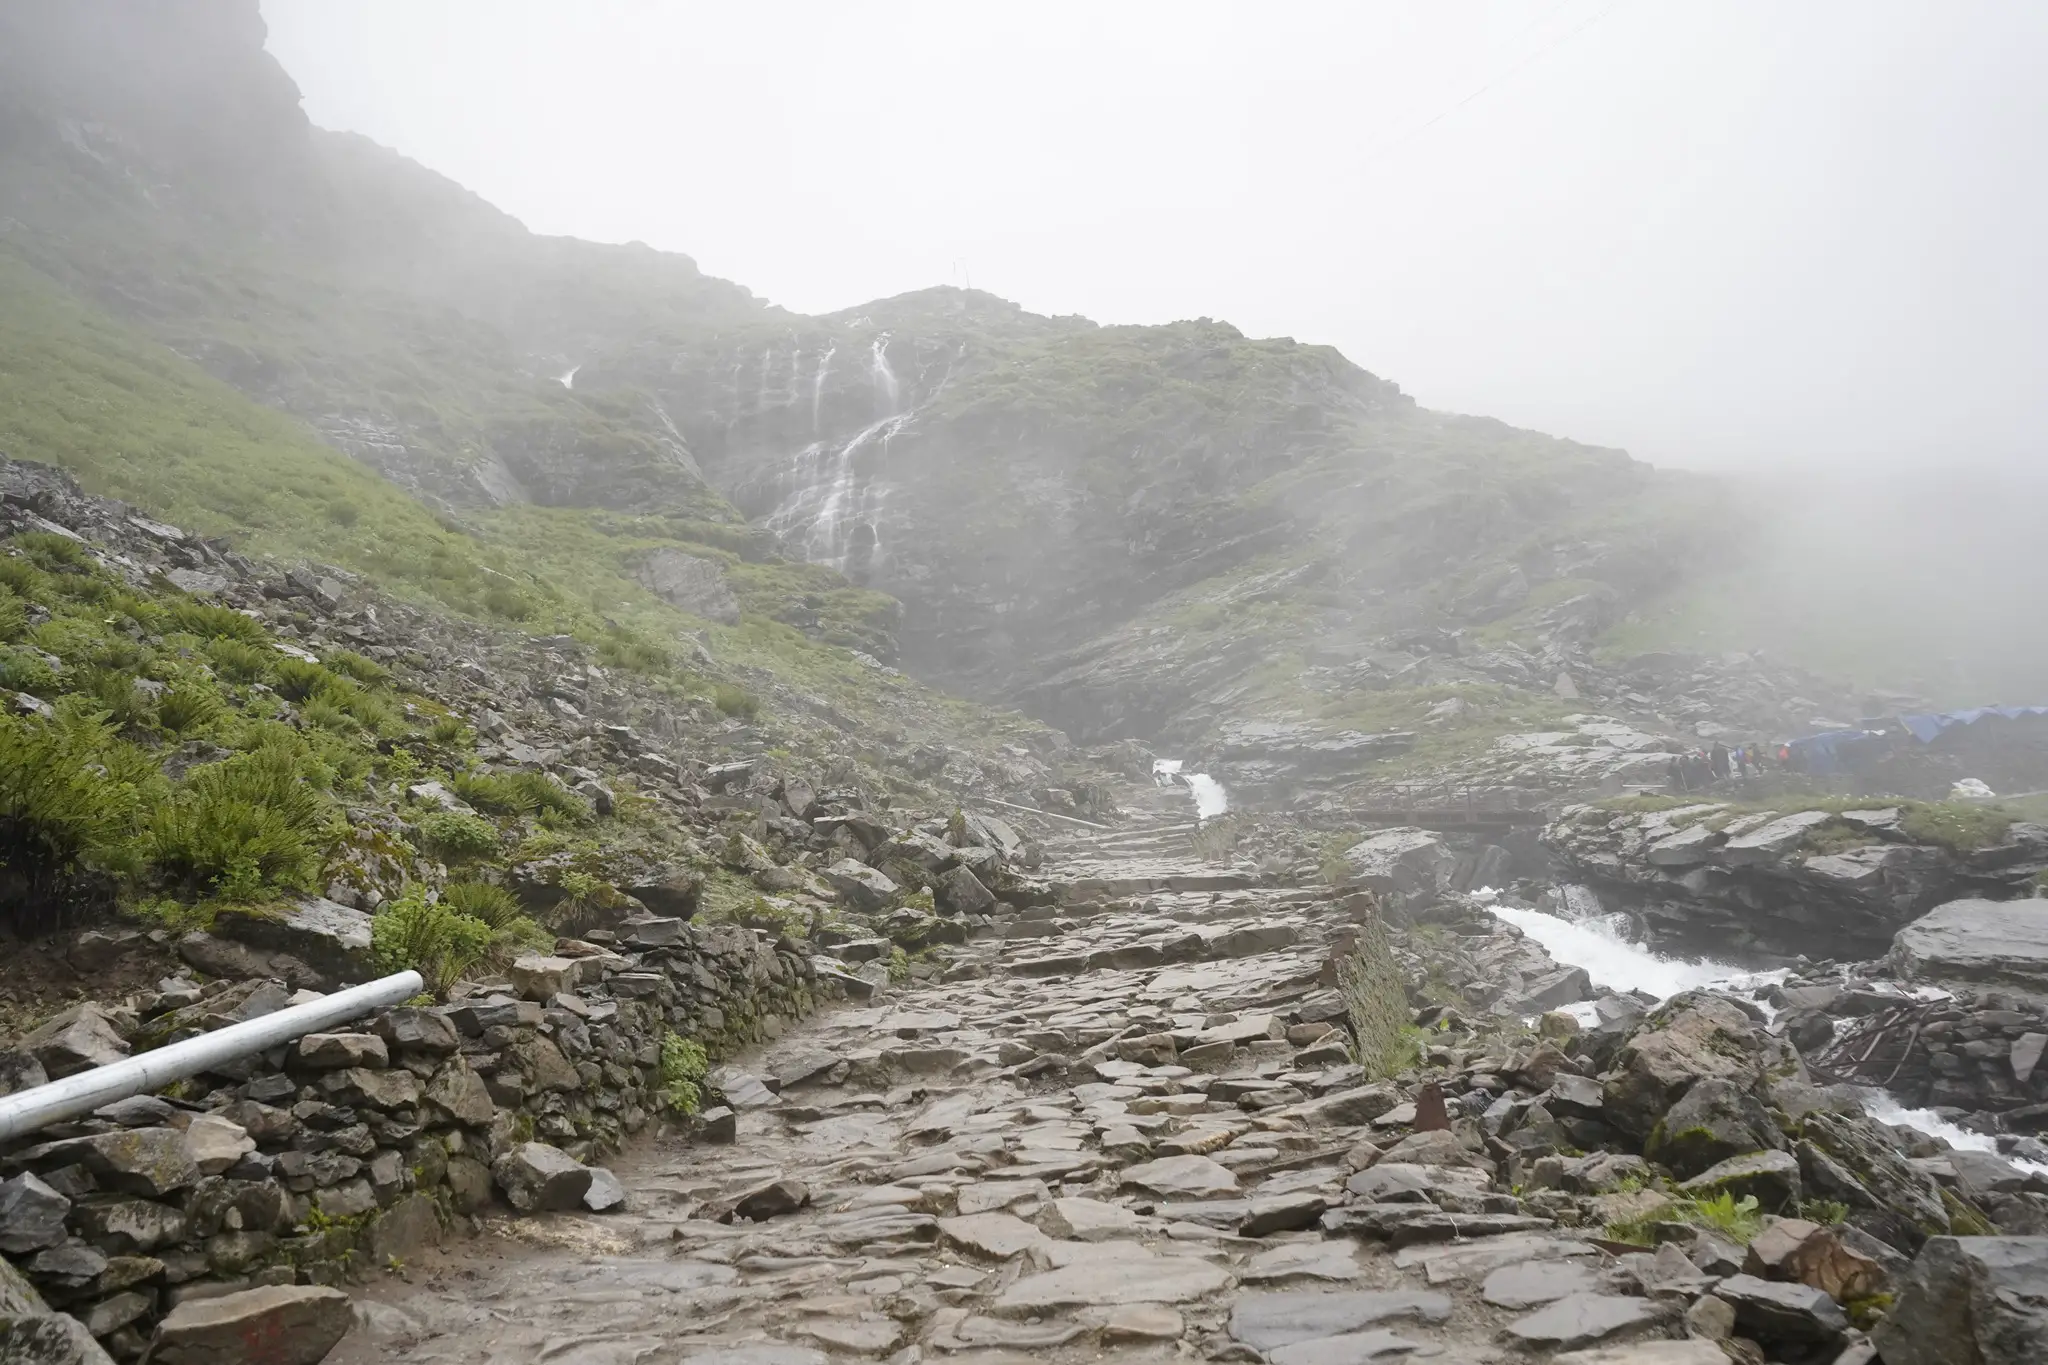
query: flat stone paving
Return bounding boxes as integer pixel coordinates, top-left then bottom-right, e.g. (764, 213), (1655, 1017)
(330, 787), (1696, 1365)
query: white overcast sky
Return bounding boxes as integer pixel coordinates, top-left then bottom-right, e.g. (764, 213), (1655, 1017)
(261, 0), (2048, 476)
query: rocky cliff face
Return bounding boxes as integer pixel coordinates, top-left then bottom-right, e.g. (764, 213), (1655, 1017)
(0, 1), (1738, 775)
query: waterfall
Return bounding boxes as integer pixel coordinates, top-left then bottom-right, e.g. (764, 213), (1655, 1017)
(556, 364), (580, 390)
(763, 413), (910, 569)
(811, 344), (836, 431)
(1151, 759), (1230, 820)
(870, 334), (900, 415)
(757, 346), (776, 410)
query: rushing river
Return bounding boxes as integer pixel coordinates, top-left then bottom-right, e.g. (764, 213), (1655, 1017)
(1480, 887), (2048, 1171)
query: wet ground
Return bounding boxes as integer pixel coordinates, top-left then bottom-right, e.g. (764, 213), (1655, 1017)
(331, 787), (1674, 1365)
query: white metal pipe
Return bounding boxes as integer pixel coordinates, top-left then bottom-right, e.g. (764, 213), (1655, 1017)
(0, 970), (424, 1142)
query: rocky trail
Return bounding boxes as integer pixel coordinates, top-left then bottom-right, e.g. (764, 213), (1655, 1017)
(327, 784), (1710, 1365)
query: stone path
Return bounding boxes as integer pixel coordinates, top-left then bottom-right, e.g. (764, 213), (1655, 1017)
(331, 785), (1699, 1365)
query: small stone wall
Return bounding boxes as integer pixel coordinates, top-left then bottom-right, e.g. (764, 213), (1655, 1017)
(0, 917), (825, 1360)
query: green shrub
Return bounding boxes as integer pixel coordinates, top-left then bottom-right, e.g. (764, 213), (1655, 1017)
(325, 499), (361, 527)
(11, 531), (89, 572)
(439, 879), (523, 926)
(0, 701), (161, 929)
(145, 744), (326, 899)
(0, 585), (25, 643)
(439, 879), (552, 958)
(325, 650), (389, 685)
(167, 599), (267, 643)
(0, 647), (58, 696)
(205, 637), (274, 683)
(546, 869), (621, 930)
(1607, 1191), (1765, 1246)
(272, 657), (332, 702)
(0, 555), (50, 599)
(595, 629), (670, 674)
(427, 715), (469, 746)
(713, 683), (760, 719)
(371, 891), (494, 997)
(656, 1031), (710, 1114)
(300, 696), (356, 733)
(483, 583), (533, 620)
(78, 666), (157, 732)
(417, 809), (499, 860)
(153, 680), (225, 733)
(452, 768), (590, 822)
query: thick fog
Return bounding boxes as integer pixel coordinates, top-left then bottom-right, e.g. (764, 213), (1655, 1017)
(263, 0), (2047, 478)
(260, 2), (2048, 702)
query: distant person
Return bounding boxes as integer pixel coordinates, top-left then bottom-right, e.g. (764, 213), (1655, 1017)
(1668, 756), (1687, 792)
(1734, 745), (1749, 779)
(1710, 742), (1731, 781)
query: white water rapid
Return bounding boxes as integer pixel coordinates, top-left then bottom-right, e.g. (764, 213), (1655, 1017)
(1486, 890), (2048, 1171)
(555, 364), (580, 389)
(1152, 759), (1229, 821)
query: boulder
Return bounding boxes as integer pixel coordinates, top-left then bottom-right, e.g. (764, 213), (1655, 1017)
(0, 1175), (70, 1254)
(1339, 829), (1459, 906)
(636, 547), (741, 624)
(1602, 994), (1795, 1142)
(373, 1007), (461, 1054)
(292, 1032), (388, 1070)
(1646, 1079), (1783, 1179)
(1892, 898), (2048, 996)
(182, 1115), (256, 1176)
(491, 1142), (594, 1213)
(1871, 1235), (2048, 1365)
(144, 1284), (352, 1365)
(19, 1004), (129, 1079)
(933, 865), (996, 916)
(1712, 1274), (1847, 1351)
(213, 897), (375, 983)
(18, 1129), (199, 1198)
(1677, 1149), (1801, 1211)
(821, 859), (899, 912)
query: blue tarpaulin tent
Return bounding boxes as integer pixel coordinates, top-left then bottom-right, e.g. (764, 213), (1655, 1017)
(1896, 706), (2048, 745)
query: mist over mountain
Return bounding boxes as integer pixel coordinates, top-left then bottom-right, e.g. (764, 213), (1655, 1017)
(2, 0), (2044, 793)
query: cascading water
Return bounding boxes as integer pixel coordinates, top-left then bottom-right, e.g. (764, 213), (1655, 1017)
(870, 334), (900, 414)
(810, 344), (835, 431)
(1483, 885), (2045, 1167)
(762, 413), (909, 569)
(556, 364), (580, 389)
(1152, 759), (1229, 820)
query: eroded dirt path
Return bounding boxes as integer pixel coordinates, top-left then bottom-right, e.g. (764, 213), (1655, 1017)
(333, 787), (1630, 1365)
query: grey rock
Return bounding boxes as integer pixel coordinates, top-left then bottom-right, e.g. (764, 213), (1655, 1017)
(213, 897), (375, 982)
(1229, 1289), (1454, 1350)
(0, 1175), (70, 1254)
(1892, 898), (2048, 994)
(1677, 1148), (1802, 1211)
(582, 1167), (627, 1213)
(1481, 1258), (1600, 1309)
(1870, 1235), (2048, 1365)
(1713, 1272), (1848, 1347)
(933, 864), (996, 916)
(372, 1007), (461, 1054)
(1506, 1293), (1666, 1349)
(145, 1284), (353, 1365)
(1646, 1078), (1780, 1178)
(19, 1005), (129, 1079)
(1120, 1154), (1239, 1199)
(637, 547), (741, 624)
(995, 1255), (1231, 1311)
(733, 1178), (809, 1221)
(1267, 1330), (1428, 1365)
(491, 1142), (594, 1213)
(18, 1129), (199, 1198)
(292, 1032), (388, 1070)
(821, 858), (899, 912)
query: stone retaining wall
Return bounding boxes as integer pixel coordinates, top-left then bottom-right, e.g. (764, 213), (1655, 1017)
(0, 917), (825, 1360)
